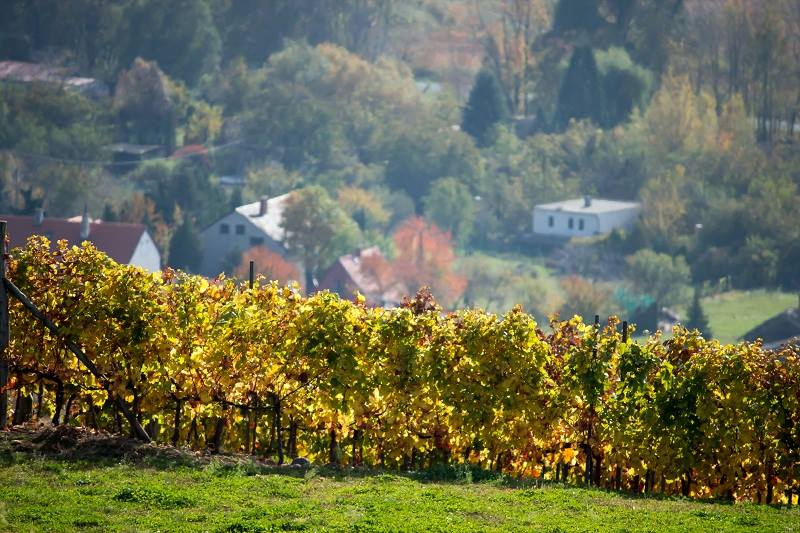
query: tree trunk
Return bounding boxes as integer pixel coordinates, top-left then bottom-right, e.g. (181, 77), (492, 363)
(210, 407), (227, 454)
(328, 428), (338, 465)
(53, 382), (65, 426)
(13, 389), (33, 425)
(35, 381), (43, 418)
(274, 398), (283, 464)
(593, 454), (602, 486)
(242, 406), (250, 454)
(583, 443), (592, 485)
(87, 402), (100, 430)
(682, 471), (691, 497)
(63, 393), (76, 424)
(351, 429), (361, 466)
(188, 416), (199, 446)
(251, 405), (259, 455)
(288, 418), (298, 459)
(172, 399), (182, 446)
(766, 459), (774, 504)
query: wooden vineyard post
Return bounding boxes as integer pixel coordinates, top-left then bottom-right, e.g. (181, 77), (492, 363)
(0, 221), (8, 430)
(3, 278), (151, 442)
(244, 260), (255, 454)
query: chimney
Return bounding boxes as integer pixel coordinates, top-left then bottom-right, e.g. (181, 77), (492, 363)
(80, 205), (90, 240)
(584, 195), (592, 208)
(258, 196), (269, 216)
(34, 207), (45, 226)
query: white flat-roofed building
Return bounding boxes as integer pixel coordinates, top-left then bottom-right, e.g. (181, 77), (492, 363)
(532, 196), (640, 237)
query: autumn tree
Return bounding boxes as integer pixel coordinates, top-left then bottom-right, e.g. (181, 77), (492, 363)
(472, 0), (551, 115)
(337, 186), (390, 233)
(118, 193), (170, 255)
(280, 186), (362, 292)
(558, 275), (617, 322)
(637, 164), (690, 249)
(391, 217), (466, 307)
(113, 58), (175, 149)
(235, 246), (300, 286)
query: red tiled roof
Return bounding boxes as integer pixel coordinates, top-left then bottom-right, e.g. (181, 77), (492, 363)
(1, 214), (146, 265)
(172, 144), (209, 160)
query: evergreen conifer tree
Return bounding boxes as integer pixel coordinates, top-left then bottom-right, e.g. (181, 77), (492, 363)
(229, 187), (243, 210)
(686, 287), (713, 338)
(102, 203), (118, 222)
(462, 68), (510, 146)
(168, 216), (203, 273)
(555, 46), (603, 129)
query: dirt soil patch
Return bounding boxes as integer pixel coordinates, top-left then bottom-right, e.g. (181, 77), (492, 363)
(3, 423), (214, 465)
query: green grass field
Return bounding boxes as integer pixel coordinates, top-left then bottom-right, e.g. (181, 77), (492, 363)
(1, 437), (799, 532)
(702, 290), (797, 344)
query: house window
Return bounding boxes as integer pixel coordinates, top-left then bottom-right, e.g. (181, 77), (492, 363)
(235, 224), (245, 235)
(568, 217), (574, 230)
(249, 236), (264, 246)
(548, 215), (554, 227)
(220, 223), (230, 234)
(578, 219), (585, 231)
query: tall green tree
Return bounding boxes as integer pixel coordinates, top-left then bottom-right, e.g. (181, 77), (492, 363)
(555, 46), (603, 129)
(280, 186), (362, 292)
(168, 216), (202, 272)
(686, 287), (712, 338)
(422, 177), (476, 247)
(626, 249), (692, 309)
(462, 68), (510, 146)
(594, 47), (653, 128)
(383, 128), (482, 210)
(121, 0), (221, 86)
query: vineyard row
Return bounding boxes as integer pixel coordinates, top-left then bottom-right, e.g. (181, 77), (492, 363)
(1, 237), (799, 504)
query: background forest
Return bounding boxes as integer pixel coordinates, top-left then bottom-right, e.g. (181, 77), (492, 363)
(0, 0), (798, 340)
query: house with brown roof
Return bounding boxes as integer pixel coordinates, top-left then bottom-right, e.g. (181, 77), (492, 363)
(2, 208), (161, 271)
(317, 247), (406, 308)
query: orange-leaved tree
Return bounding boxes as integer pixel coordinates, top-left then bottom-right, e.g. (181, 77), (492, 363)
(392, 216), (466, 307)
(235, 246), (300, 286)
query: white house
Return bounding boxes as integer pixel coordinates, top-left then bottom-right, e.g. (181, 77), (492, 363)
(199, 193), (295, 277)
(0, 60), (109, 98)
(3, 209), (161, 271)
(532, 196), (641, 237)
